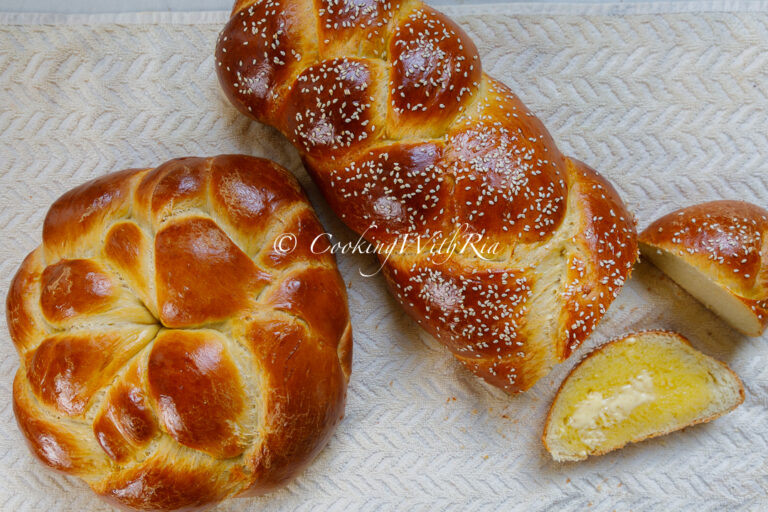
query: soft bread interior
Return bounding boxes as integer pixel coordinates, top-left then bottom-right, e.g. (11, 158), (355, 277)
(543, 331), (743, 462)
(640, 243), (763, 336)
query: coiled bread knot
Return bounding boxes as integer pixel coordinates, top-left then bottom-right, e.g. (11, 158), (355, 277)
(7, 155), (352, 510)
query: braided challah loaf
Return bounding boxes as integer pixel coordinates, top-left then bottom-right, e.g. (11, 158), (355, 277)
(7, 155), (352, 510)
(215, 0), (638, 392)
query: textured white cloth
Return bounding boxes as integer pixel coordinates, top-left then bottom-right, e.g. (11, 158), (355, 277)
(0, 3), (767, 511)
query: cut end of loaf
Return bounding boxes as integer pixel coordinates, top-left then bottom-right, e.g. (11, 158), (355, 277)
(638, 200), (768, 337)
(543, 331), (744, 462)
(640, 242), (765, 336)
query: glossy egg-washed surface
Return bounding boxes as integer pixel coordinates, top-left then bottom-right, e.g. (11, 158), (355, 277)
(640, 200), (768, 332)
(216, 0), (638, 392)
(6, 155), (352, 511)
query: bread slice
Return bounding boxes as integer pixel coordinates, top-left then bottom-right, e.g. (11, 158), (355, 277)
(639, 200), (768, 336)
(543, 331), (744, 462)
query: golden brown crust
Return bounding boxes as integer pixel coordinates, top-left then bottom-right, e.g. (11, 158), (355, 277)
(381, 253), (541, 392)
(263, 266), (351, 348)
(6, 249), (47, 354)
(558, 159), (639, 357)
(39, 259), (119, 324)
(208, 155), (305, 234)
(541, 330), (745, 460)
(387, 6), (482, 138)
(26, 328), (153, 416)
(639, 200), (768, 334)
(147, 330), (248, 459)
(302, 140), (451, 246)
(154, 217), (270, 327)
(215, 0), (638, 392)
(42, 169), (143, 261)
(257, 208), (334, 270)
(93, 360), (158, 464)
(239, 314), (347, 495)
(6, 155), (352, 510)
(13, 371), (111, 475)
(96, 445), (238, 512)
(315, 0), (404, 58)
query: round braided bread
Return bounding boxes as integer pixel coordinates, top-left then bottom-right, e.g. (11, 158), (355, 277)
(215, 0), (638, 392)
(7, 155), (352, 510)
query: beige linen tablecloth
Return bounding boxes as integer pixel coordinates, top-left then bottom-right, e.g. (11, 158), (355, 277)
(0, 2), (766, 510)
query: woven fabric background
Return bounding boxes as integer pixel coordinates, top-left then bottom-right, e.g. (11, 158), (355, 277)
(0, 3), (766, 510)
